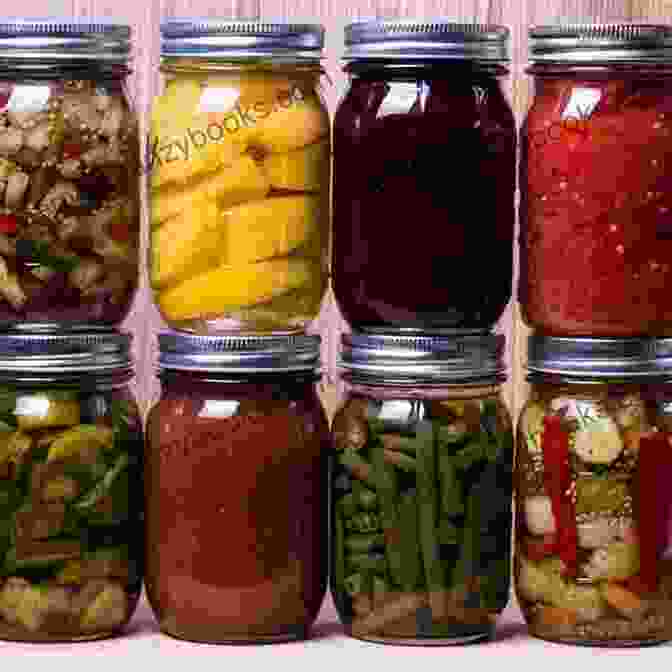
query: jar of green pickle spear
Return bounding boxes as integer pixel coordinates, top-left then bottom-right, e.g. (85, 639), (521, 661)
(0, 333), (143, 642)
(331, 332), (513, 645)
(515, 336), (672, 647)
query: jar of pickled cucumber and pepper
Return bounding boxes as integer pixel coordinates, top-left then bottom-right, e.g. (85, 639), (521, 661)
(0, 20), (140, 331)
(515, 336), (672, 646)
(150, 20), (330, 334)
(0, 333), (144, 642)
(331, 333), (514, 645)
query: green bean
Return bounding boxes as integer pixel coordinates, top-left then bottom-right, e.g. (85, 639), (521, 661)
(380, 434), (418, 455)
(383, 449), (417, 472)
(437, 518), (461, 545)
(398, 489), (422, 591)
(452, 440), (486, 470)
(339, 451), (375, 487)
(346, 512), (381, 534)
(338, 492), (358, 518)
(344, 533), (385, 554)
(438, 452), (464, 517)
(372, 446), (405, 587)
(415, 421), (446, 617)
(344, 571), (370, 597)
(334, 506), (346, 594)
(436, 424), (470, 446)
(347, 552), (388, 573)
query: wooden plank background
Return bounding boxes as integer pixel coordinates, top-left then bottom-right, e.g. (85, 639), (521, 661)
(2, 0), (671, 421)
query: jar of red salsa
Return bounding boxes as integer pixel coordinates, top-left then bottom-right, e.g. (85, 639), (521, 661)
(145, 333), (329, 644)
(332, 21), (516, 333)
(520, 24), (672, 337)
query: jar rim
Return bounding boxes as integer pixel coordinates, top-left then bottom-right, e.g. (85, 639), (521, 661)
(343, 20), (510, 63)
(157, 331), (321, 375)
(0, 332), (134, 376)
(0, 17), (131, 64)
(339, 332), (507, 384)
(529, 23), (672, 64)
(160, 18), (324, 60)
(527, 335), (672, 379)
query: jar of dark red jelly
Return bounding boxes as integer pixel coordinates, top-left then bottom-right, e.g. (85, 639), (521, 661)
(332, 21), (516, 333)
(520, 24), (672, 337)
(145, 332), (329, 644)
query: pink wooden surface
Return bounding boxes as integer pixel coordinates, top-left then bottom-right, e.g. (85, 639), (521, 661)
(1, 0), (670, 420)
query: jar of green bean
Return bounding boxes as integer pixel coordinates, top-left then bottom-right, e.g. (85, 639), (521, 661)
(331, 332), (513, 645)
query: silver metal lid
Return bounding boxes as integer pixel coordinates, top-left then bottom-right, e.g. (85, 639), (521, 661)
(0, 332), (133, 375)
(527, 335), (672, 379)
(0, 18), (131, 63)
(339, 332), (506, 383)
(160, 19), (324, 59)
(344, 21), (509, 62)
(529, 24), (672, 63)
(157, 332), (321, 374)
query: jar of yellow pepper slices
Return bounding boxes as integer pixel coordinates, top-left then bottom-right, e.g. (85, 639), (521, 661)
(149, 19), (330, 334)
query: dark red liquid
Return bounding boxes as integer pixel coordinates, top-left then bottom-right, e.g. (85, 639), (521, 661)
(332, 65), (516, 332)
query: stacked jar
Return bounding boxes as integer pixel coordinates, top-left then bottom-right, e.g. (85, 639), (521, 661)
(146, 19), (331, 643)
(516, 24), (672, 646)
(330, 20), (517, 644)
(0, 19), (143, 643)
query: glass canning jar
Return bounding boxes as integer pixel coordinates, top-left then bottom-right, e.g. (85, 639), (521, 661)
(331, 333), (514, 644)
(515, 335), (672, 646)
(150, 20), (330, 335)
(0, 19), (140, 332)
(0, 333), (144, 642)
(332, 21), (516, 333)
(145, 333), (329, 643)
(520, 24), (672, 337)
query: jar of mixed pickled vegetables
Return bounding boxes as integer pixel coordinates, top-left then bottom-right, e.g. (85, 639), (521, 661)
(0, 333), (143, 641)
(332, 22), (515, 333)
(520, 24), (672, 337)
(331, 333), (513, 644)
(515, 335), (672, 646)
(150, 20), (330, 334)
(145, 333), (329, 643)
(0, 20), (140, 332)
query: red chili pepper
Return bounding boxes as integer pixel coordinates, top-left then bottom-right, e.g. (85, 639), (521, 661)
(0, 214), (18, 234)
(541, 415), (578, 576)
(524, 533), (558, 561)
(62, 142), (83, 159)
(636, 432), (672, 592)
(109, 218), (130, 243)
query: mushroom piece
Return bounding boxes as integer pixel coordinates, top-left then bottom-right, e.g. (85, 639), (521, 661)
(81, 140), (122, 166)
(27, 166), (58, 207)
(92, 91), (112, 112)
(69, 258), (104, 292)
(0, 127), (23, 156)
(24, 122), (51, 152)
(100, 101), (124, 138)
(5, 171), (29, 209)
(40, 181), (79, 217)
(7, 110), (48, 130)
(0, 234), (17, 257)
(59, 158), (82, 180)
(61, 94), (102, 133)
(0, 256), (27, 310)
